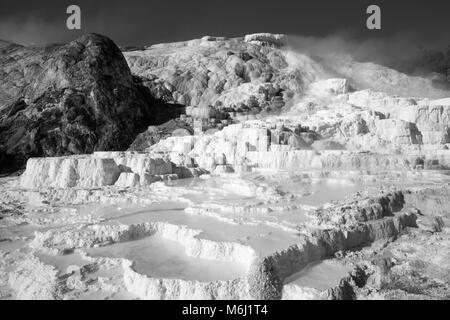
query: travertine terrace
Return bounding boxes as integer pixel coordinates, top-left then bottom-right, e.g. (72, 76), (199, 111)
(1, 33), (449, 300)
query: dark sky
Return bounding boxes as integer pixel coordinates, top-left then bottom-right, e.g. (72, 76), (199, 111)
(0, 0), (449, 48)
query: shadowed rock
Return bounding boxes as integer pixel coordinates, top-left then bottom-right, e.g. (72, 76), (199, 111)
(0, 33), (180, 173)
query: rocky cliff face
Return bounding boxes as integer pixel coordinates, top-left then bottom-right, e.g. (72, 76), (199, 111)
(124, 34), (450, 118)
(0, 34), (179, 173)
(124, 34), (325, 114)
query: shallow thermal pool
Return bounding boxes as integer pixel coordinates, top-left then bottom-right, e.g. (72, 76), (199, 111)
(87, 236), (248, 282)
(2, 172), (447, 299)
(75, 174), (443, 258)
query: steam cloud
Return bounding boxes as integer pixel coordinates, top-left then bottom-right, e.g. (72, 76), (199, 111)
(287, 31), (449, 75)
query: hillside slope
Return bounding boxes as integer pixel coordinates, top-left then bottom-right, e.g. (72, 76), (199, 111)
(0, 34), (179, 173)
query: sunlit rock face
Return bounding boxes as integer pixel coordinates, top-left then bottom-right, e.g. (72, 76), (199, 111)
(20, 156), (121, 189)
(145, 78), (450, 173)
(124, 34), (326, 113)
(18, 151), (207, 190)
(124, 34), (448, 117)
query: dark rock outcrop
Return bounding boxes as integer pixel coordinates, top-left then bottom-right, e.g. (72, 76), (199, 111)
(128, 118), (193, 151)
(0, 34), (180, 173)
(248, 257), (283, 300)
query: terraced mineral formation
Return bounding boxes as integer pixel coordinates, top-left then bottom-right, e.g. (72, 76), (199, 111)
(1, 33), (449, 300)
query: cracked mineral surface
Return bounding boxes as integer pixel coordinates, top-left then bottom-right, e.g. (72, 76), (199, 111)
(1, 33), (449, 300)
